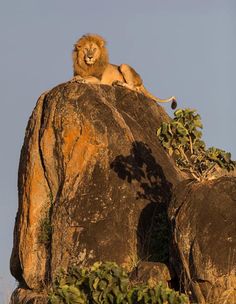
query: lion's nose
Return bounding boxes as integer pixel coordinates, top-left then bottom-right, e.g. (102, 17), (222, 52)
(87, 54), (93, 59)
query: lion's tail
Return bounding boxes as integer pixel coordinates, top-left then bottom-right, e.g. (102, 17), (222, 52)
(139, 85), (177, 109)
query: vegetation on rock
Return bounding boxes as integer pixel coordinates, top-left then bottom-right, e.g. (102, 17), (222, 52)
(38, 214), (52, 246)
(49, 262), (188, 304)
(157, 108), (235, 181)
(38, 193), (53, 246)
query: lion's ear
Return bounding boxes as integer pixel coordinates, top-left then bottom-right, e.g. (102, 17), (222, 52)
(74, 44), (80, 50)
(99, 39), (106, 48)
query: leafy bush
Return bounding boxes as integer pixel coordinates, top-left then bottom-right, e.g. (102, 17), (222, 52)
(157, 109), (235, 181)
(49, 262), (188, 304)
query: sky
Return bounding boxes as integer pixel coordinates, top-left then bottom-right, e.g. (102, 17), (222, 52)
(0, 0), (235, 302)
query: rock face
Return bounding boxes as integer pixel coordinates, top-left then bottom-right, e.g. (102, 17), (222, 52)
(10, 82), (184, 302)
(169, 177), (236, 304)
(10, 81), (236, 303)
(131, 261), (172, 288)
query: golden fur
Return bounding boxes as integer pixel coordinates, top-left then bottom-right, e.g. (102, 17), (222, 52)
(73, 34), (109, 80)
(72, 34), (177, 108)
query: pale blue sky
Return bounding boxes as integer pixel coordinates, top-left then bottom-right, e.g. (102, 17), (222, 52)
(0, 0), (235, 301)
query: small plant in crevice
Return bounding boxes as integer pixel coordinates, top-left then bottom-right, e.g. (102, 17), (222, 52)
(49, 261), (189, 304)
(38, 214), (52, 247)
(157, 108), (235, 181)
(38, 192), (54, 247)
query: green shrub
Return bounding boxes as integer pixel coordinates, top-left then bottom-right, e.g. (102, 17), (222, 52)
(157, 108), (235, 181)
(49, 262), (188, 304)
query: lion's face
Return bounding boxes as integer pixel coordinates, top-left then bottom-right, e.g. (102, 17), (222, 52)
(73, 34), (108, 78)
(78, 42), (102, 66)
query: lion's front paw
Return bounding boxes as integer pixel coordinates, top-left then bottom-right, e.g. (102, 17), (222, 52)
(112, 80), (125, 87)
(70, 76), (87, 83)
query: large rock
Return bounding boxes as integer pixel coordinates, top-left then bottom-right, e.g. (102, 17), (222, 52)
(169, 177), (236, 303)
(10, 82), (184, 302)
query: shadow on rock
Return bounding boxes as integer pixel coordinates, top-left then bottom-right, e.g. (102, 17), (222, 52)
(110, 141), (172, 263)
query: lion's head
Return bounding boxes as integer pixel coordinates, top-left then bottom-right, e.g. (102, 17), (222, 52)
(73, 34), (109, 79)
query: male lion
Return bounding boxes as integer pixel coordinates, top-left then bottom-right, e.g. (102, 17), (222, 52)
(72, 34), (177, 109)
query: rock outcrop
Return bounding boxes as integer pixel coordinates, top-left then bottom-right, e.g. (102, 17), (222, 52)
(10, 82), (184, 303)
(169, 177), (236, 303)
(10, 81), (236, 303)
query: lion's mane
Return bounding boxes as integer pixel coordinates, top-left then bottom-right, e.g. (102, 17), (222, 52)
(73, 34), (109, 79)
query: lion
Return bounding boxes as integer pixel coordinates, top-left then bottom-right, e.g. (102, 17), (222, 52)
(72, 34), (177, 109)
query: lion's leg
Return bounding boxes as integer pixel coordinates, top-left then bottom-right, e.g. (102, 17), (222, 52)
(112, 64), (142, 92)
(112, 80), (134, 90)
(84, 76), (101, 84)
(70, 75), (87, 83)
(119, 64), (143, 87)
(70, 75), (100, 84)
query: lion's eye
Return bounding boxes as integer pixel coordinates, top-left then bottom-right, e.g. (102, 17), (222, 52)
(93, 48), (97, 52)
(84, 48), (89, 52)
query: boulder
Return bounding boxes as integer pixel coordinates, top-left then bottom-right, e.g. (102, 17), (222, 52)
(10, 82), (184, 301)
(11, 81), (236, 303)
(130, 261), (172, 288)
(10, 288), (48, 304)
(169, 177), (236, 303)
